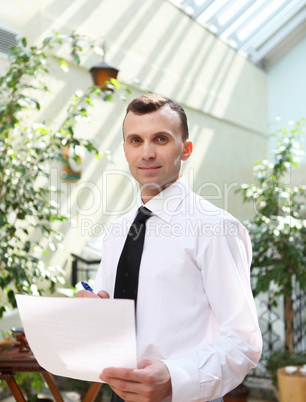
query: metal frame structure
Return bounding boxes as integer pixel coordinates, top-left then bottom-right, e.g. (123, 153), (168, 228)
(169, 0), (306, 69)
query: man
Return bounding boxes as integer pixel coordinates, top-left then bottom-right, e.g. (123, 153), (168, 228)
(78, 94), (262, 401)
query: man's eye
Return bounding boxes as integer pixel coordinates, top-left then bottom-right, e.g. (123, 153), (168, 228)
(156, 136), (167, 143)
(131, 138), (141, 144)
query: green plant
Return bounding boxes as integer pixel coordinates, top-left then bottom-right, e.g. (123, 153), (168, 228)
(237, 119), (306, 353)
(16, 373), (46, 401)
(0, 32), (127, 316)
(0, 372), (46, 401)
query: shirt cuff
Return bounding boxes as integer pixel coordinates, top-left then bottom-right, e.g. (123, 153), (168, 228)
(162, 354), (223, 402)
(163, 356), (200, 402)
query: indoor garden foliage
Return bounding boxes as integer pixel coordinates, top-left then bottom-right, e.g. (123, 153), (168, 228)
(237, 119), (306, 353)
(0, 32), (127, 317)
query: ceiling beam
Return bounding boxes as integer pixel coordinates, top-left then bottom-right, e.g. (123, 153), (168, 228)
(229, 0), (293, 49)
(243, 0), (306, 52)
(250, 7), (306, 64)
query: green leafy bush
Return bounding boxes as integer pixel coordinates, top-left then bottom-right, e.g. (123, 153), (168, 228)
(237, 119), (306, 352)
(0, 33), (124, 316)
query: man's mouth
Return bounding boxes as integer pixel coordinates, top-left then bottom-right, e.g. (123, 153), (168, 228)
(138, 166), (161, 170)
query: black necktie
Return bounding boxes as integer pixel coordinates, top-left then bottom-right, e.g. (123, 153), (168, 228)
(114, 206), (152, 305)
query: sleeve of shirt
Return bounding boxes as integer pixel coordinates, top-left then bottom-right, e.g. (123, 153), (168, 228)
(162, 219), (262, 402)
(92, 236), (108, 294)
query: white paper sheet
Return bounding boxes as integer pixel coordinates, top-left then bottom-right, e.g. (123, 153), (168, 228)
(16, 295), (137, 383)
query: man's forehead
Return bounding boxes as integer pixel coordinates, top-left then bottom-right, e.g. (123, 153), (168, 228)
(124, 105), (179, 125)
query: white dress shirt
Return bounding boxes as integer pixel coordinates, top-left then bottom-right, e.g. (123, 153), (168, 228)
(93, 176), (262, 401)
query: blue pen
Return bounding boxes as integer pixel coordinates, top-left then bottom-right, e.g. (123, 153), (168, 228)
(81, 281), (95, 294)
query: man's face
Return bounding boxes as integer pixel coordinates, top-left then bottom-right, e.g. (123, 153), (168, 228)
(123, 105), (192, 201)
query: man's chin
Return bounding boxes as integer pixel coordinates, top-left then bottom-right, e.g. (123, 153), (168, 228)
(139, 181), (163, 194)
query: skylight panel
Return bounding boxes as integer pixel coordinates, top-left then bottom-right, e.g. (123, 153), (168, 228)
(220, 0), (267, 39)
(197, 0), (229, 24)
(238, 0), (287, 41)
(248, 0), (305, 49)
(169, 0), (306, 67)
(218, 0), (250, 25)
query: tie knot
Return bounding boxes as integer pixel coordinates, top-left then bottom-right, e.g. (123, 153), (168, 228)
(135, 206), (152, 224)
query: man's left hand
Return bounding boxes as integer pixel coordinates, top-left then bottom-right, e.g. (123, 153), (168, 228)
(100, 358), (172, 402)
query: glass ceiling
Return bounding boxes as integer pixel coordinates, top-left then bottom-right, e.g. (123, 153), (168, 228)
(168, 0), (306, 69)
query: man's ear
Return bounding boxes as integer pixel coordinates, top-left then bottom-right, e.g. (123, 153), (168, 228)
(181, 140), (193, 161)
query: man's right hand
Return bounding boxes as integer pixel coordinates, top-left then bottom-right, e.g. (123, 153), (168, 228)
(76, 290), (110, 299)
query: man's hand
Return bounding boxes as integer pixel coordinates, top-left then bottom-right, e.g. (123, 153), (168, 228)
(100, 358), (172, 402)
(76, 289), (110, 298)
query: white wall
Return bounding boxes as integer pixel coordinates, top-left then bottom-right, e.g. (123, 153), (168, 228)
(267, 35), (306, 181)
(0, 0), (269, 279)
(268, 36), (306, 125)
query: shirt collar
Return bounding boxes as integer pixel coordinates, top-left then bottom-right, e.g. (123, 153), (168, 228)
(137, 176), (191, 223)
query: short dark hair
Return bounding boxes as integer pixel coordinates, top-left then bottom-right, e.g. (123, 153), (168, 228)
(124, 94), (189, 140)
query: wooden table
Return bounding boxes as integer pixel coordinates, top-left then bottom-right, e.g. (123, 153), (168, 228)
(0, 338), (102, 401)
(277, 366), (306, 402)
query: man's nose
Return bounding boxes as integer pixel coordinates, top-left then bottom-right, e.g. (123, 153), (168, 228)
(142, 142), (156, 159)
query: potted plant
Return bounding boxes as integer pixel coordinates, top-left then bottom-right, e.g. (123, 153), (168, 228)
(237, 119), (306, 353)
(236, 119), (306, 400)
